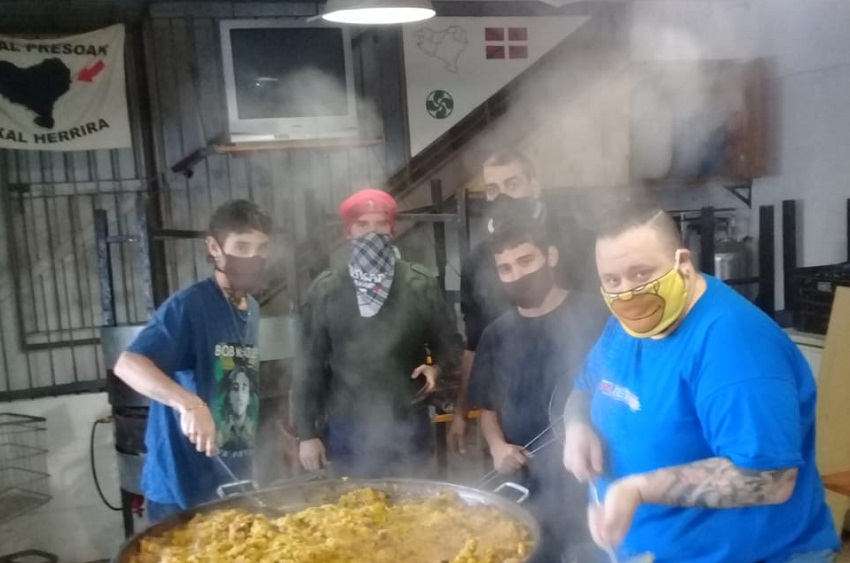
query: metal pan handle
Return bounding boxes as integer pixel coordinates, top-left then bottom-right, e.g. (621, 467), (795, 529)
(266, 467), (329, 488)
(493, 481), (530, 504)
(216, 480), (259, 499)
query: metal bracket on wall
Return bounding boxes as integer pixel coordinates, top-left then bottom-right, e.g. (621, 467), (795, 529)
(723, 181), (753, 208)
(95, 195), (156, 326)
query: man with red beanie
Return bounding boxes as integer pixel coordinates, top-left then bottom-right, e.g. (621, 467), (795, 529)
(294, 189), (460, 477)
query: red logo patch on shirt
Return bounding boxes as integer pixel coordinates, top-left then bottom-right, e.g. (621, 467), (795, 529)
(598, 379), (641, 412)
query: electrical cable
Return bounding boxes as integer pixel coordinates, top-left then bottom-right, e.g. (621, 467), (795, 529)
(90, 416), (121, 511)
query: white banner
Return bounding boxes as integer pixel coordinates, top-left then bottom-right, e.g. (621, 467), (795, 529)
(403, 16), (590, 156)
(0, 24), (132, 151)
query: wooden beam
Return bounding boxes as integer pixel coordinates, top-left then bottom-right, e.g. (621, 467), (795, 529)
(233, 3), (318, 17)
(149, 2), (234, 19)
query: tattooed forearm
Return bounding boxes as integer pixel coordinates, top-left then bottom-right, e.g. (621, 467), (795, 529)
(636, 457), (798, 508)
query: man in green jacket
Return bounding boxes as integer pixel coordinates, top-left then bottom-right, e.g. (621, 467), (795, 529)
(294, 189), (460, 477)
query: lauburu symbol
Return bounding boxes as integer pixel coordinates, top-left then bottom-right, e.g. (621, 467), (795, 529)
(425, 90), (454, 119)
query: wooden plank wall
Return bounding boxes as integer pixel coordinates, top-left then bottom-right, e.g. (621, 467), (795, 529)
(0, 2), (410, 396)
(0, 31), (153, 396)
(145, 5), (407, 301)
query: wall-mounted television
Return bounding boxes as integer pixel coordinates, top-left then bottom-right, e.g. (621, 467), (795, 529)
(219, 19), (358, 143)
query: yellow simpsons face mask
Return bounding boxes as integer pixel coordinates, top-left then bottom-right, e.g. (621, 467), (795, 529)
(601, 253), (688, 338)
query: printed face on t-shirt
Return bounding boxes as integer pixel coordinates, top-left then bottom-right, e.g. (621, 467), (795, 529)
(228, 371), (251, 418)
(214, 344), (260, 454)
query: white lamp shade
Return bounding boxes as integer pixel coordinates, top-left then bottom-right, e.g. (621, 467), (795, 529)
(322, 0), (435, 24)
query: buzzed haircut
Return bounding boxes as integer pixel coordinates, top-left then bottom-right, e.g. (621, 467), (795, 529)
(489, 216), (552, 256)
(208, 199), (273, 241)
(595, 197), (684, 252)
(483, 149), (536, 181)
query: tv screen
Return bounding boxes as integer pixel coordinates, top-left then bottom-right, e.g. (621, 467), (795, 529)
(220, 20), (357, 142)
(230, 27), (349, 120)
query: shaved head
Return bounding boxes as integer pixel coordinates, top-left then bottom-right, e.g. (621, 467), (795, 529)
(595, 198), (683, 253)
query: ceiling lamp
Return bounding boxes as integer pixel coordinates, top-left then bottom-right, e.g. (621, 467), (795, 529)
(322, 0), (435, 25)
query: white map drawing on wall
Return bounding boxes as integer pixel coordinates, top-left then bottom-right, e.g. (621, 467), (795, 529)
(415, 26), (468, 73)
(404, 16), (591, 156)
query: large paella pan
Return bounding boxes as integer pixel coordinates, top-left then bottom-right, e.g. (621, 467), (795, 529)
(114, 478), (540, 563)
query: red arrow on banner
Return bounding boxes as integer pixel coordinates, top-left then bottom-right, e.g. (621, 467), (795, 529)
(77, 60), (105, 82)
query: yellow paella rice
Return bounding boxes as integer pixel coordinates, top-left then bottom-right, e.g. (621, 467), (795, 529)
(129, 488), (533, 563)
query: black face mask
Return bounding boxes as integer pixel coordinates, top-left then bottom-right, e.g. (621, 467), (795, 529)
(501, 265), (555, 309)
(217, 254), (266, 294)
(486, 194), (545, 233)
(487, 194), (532, 215)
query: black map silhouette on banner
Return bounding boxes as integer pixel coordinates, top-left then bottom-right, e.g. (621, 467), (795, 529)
(0, 58), (71, 129)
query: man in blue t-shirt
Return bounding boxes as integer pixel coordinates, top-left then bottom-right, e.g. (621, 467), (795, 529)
(114, 200), (272, 522)
(562, 200), (839, 563)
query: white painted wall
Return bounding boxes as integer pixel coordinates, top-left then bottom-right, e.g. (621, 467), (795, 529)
(630, 0), (850, 310)
(750, 0), (850, 309)
(0, 393), (140, 562)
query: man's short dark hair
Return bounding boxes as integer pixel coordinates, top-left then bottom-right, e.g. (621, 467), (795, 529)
(490, 216), (552, 256)
(208, 199), (272, 241)
(483, 149), (537, 180)
(595, 196), (683, 251)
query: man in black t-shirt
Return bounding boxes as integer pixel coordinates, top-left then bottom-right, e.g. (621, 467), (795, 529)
(449, 149), (594, 454)
(467, 216), (608, 563)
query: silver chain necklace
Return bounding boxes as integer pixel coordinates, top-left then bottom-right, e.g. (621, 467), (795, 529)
(218, 282), (251, 348)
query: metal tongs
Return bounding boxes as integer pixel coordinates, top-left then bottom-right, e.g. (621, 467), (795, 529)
(589, 482), (619, 563)
(214, 455), (272, 510)
(214, 455), (328, 517)
(474, 416), (564, 490)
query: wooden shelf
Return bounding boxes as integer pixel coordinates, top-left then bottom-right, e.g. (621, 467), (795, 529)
(171, 136), (384, 176)
(632, 59), (766, 183)
(214, 137), (384, 154)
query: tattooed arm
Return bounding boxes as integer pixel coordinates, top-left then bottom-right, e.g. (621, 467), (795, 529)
(590, 457), (798, 548)
(632, 457), (798, 507)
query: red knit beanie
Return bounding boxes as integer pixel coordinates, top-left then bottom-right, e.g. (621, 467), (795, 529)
(339, 189), (399, 235)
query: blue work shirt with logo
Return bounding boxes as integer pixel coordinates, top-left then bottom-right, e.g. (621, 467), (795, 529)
(575, 275), (838, 563)
(127, 278), (260, 509)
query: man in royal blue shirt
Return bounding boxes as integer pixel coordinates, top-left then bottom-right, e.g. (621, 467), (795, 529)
(114, 200), (272, 522)
(562, 199), (839, 562)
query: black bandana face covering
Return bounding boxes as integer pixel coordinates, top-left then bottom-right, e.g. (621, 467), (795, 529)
(501, 265), (555, 309)
(348, 232), (396, 317)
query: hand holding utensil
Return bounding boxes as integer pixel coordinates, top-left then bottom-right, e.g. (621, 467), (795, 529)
(589, 482), (619, 563)
(411, 354), (439, 404)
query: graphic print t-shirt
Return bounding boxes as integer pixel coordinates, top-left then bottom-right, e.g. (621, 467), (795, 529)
(128, 278), (260, 508)
(213, 341), (260, 455)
